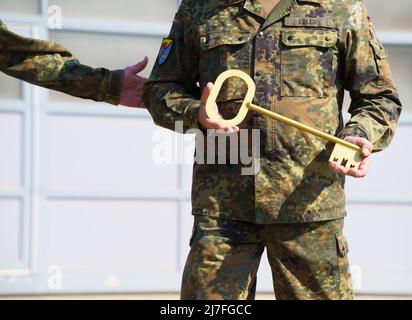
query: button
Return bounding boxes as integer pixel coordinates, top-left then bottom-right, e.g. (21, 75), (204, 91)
(255, 71), (262, 77)
(238, 36), (244, 41)
(325, 35), (331, 41)
(258, 31), (264, 37)
(288, 35), (294, 41)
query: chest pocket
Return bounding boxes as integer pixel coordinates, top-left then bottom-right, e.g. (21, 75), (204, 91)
(200, 31), (253, 119)
(281, 29), (338, 98)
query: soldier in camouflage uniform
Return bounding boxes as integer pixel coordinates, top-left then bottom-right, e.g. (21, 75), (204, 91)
(144, 0), (402, 300)
(0, 20), (147, 107)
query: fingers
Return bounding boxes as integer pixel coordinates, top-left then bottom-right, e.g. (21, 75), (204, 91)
(200, 82), (214, 106)
(198, 82), (239, 133)
(200, 113), (240, 133)
(329, 162), (350, 176)
(127, 56), (149, 74)
(204, 118), (240, 133)
(329, 156), (371, 178)
(331, 136), (373, 177)
(349, 156), (370, 178)
(344, 136), (373, 157)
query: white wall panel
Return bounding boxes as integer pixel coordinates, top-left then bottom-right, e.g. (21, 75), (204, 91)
(345, 204), (412, 294)
(0, 0), (411, 296)
(365, 0), (412, 32)
(48, 31), (163, 103)
(0, 199), (22, 265)
(0, 113), (23, 189)
(179, 202), (194, 271)
(0, 0), (39, 15)
(0, 74), (22, 100)
(346, 126), (412, 200)
(51, 0), (177, 23)
(49, 31), (162, 77)
(46, 115), (178, 193)
(386, 46), (412, 114)
(182, 136), (196, 193)
(46, 200), (178, 271)
(256, 250), (274, 293)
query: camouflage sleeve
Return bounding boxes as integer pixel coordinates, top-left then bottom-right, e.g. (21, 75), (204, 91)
(0, 20), (123, 105)
(339, 1), (402, 152)
(143, 1), (201, 132)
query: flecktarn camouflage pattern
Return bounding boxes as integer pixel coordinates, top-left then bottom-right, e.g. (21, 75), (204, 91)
(0, 20), (123, 104)
(144, 0), (401, 224)
(181, 215), (353, 300)
(144, 0), (401, 300)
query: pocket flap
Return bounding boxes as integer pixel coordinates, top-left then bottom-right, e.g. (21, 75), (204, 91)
(282, 29), (337, 47)
(200, 32), (252, 50)
(336, 233), (349, 257)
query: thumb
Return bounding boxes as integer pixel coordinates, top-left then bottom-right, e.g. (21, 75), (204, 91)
(127, 56), (149, 74)
(201, 82), (214, 106)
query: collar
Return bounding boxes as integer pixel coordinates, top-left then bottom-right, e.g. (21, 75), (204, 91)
(261, 0), (297, 29)
(218, 0), (245, 7)
(297, 0), (323, 4)
(243, 0), (267, 19)
(217, 0), (267, 19)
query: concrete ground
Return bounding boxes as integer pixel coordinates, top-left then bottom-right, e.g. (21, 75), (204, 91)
(1, 293), (412, 300)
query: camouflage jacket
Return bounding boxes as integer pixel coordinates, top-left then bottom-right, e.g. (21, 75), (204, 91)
(0, 20), (122, 105)
(144, 0), (402, 224)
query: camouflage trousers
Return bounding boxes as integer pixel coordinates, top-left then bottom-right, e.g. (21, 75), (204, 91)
(181, 215), (354, 300)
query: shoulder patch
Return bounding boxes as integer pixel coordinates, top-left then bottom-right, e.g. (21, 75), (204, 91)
(158, 38), (173, 66)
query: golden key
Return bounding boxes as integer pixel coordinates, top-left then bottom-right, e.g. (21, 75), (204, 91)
(205, 70), (363, 169)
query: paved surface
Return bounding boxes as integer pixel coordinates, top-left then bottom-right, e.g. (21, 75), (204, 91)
(1, 293), (412, 300)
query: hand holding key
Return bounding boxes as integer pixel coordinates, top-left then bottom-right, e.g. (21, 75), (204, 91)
(198, 82), (240, 134)
(330, 136), (372, 178)
(205, 70), (371, 174)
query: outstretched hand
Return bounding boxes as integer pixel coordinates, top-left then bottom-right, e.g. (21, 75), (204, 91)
(119, 56), (148, 108)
